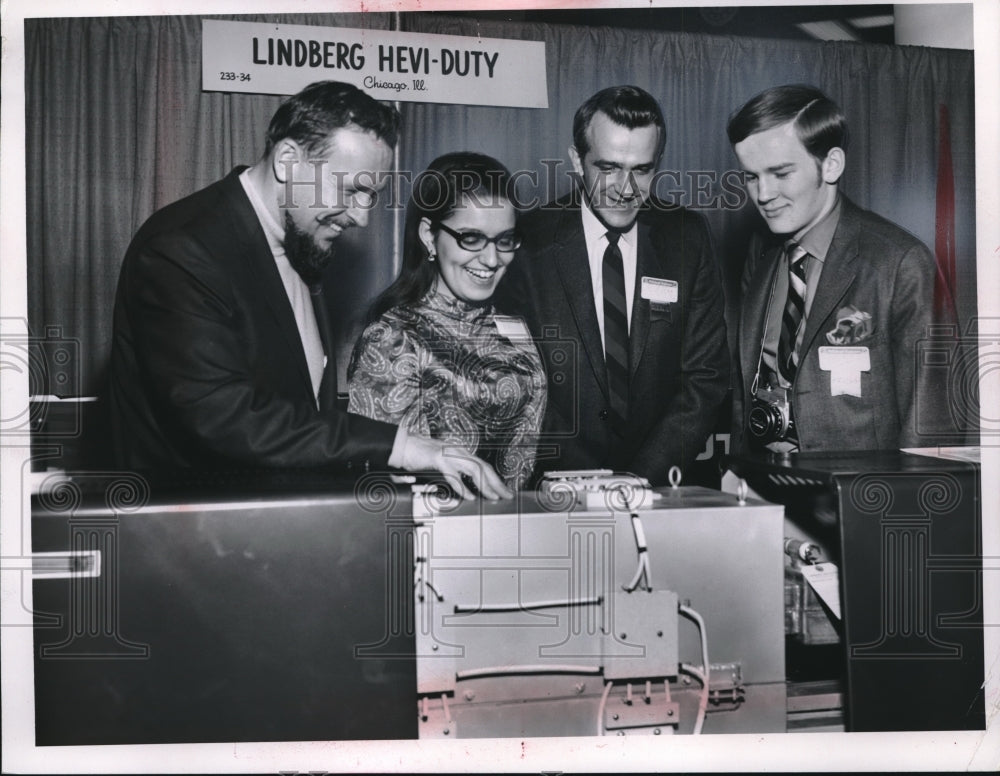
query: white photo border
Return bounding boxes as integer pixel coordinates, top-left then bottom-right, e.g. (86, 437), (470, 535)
(2, 0), (997, 772)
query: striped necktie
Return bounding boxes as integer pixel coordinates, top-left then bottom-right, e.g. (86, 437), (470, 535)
(777, 241), (809, 384)
(603, 230), (629, 436)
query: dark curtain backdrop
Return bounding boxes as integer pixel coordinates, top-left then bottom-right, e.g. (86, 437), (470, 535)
(25, 12), (976, 398)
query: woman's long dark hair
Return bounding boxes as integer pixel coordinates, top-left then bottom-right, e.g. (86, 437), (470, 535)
(365, 151), (518, 324)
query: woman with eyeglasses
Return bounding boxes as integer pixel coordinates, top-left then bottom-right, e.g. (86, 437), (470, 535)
(347, 152), (546, 490)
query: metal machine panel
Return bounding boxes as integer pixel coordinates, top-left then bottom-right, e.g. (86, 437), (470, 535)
(31, 470), (417, 745)
(412, 483), (786, 737)
(612, 487), (787, 686)
(603, 589), (679, 680)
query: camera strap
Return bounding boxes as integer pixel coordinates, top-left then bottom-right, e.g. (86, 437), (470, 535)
(750, 254), (782, 398)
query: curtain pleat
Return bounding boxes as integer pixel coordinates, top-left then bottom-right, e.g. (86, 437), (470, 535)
(25, 13), (975, 397)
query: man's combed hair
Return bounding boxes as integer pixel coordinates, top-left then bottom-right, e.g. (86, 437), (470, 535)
(265, 80), (401, 155)
(572, 85), (667, 159)
(726, 84), (848, 160)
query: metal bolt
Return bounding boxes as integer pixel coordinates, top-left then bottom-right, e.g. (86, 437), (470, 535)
(656, 630), (663, 637)
(654, 728), (661, 735)
(616, 730), (625, 736)
(443, 728), (450, 735)
(620, 632), (627, 639)
(612, 713), (619, 720)
(682, 676), (691, 685)
(431, 644), (438, 651)
(464, 690), (475, 702)
(667, 709), (674, 717)
(573, 682), (585, 694)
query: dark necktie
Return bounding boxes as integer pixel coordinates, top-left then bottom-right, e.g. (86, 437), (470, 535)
(309, 284), (337, 411)
(603, 231), (629, 436)
(777, 241), (809, 384)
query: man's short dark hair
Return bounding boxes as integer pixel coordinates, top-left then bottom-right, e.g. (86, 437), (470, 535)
(572, 85), (666, 160)
(726, 84), (848, 161)
(265, 80), (401, 156)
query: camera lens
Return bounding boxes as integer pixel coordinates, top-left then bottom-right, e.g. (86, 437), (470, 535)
(749, 402), (783, 441)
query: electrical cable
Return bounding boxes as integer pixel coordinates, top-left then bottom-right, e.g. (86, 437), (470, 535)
(678, 602), (711, 735)
(456, 664), (601, 681)
(452, 595), (601, 613)
(622, 506), (652, 592)
(679, 663), (708, 734)
(596, 680), (614, 736)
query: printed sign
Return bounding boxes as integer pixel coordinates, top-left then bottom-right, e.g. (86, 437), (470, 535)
(800, 563), (842, 620)
(202, 19), (548, 108)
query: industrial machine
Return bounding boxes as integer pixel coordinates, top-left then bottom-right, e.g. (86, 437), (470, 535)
(26, 451), (984, 744)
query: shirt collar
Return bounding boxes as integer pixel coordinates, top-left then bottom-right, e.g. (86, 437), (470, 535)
(239, 168), (285, 255)
(794, 194), (842, 264)
(580, 198), (637, 248)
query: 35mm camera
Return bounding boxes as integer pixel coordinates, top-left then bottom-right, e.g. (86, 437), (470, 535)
(748, 385), (794, 445)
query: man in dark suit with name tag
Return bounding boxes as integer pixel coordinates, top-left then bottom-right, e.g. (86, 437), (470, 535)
(497, 85), (730, 485)
(728, 84), (948, 455)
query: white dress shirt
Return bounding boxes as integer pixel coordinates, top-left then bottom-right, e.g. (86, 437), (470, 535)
(762, 196), (842, 387)
(239, 169), (326, 405)
(579, 201), (638, 349)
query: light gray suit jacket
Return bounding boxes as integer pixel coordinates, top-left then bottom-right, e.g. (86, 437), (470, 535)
(732, 196), (959, 453)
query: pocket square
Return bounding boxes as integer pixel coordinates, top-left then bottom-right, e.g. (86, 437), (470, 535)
(826, 305), (873, 345)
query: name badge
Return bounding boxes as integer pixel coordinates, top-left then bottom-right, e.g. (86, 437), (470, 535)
(493, 314), (531, 341)
(640, 277), (678, 304)
(818, 346), (870, 398)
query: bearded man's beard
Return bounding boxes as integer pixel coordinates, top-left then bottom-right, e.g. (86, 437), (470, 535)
(282, 211), (339, 288)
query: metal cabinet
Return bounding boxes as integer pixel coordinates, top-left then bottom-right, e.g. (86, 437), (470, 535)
(725, 449), (985, 732)
(31, 470), (417, 745)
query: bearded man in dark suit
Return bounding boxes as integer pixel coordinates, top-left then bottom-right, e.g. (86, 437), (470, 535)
(109, 80), (509, 500)
(497, 85), (730, 485)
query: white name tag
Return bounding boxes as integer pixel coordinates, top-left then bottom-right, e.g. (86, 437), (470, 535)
(818, 346), (870, 397)
(640, 276), (678, 304)
(493, 314), (531, 340)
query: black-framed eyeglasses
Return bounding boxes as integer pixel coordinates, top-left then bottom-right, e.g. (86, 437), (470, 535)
(434, 222), (521, 252)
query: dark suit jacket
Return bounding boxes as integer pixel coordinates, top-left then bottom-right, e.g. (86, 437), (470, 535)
(496, 194), (730, 485)
(108, 167), (398, 471)
(732, 196), (951, 454)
